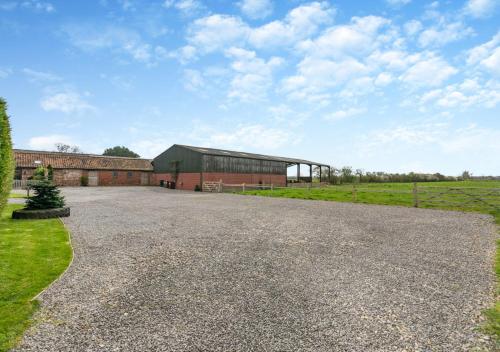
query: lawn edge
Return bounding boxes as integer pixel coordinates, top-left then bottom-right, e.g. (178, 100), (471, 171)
(2, 208), (74, 352)
(30, 218), (74, 302)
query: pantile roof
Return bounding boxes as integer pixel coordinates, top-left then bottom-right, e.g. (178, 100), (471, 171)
(14, 149), (153, 171)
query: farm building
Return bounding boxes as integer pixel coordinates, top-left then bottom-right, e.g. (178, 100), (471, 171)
(152, 144), (331, 191)
(14, 149), (153, 186)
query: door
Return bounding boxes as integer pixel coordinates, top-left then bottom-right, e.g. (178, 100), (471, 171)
(141, 172), (149, 185)
(88, 171), (98, 186)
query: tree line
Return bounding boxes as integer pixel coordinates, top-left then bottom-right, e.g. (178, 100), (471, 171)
(315, 166), (475, 184)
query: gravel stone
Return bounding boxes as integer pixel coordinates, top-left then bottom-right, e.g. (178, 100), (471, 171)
(14, 187), (497, 351)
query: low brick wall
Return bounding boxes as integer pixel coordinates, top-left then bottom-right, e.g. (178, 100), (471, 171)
(203, 173), (286, 187)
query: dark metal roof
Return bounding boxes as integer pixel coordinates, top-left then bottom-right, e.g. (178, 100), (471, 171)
(175, 144), (328, 166)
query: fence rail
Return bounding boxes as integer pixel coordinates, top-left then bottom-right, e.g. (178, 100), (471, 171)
(204, 181), (500, 211)
(12, 180), (43, 190)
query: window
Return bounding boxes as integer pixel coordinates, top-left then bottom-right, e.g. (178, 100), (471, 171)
(127, 171), (133, 178)
(113, 171), (118, 177)
(14, 168), (22, 180)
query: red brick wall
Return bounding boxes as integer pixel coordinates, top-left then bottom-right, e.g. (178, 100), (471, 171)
(98, 170), (144, 186)
(17, 167), (152, 186)
(151, 173), (173, 186)
(53, 169), (82, 186)
(202, 173), (286, 186)
(177, 173), (202, 191)
(151, 172), (201, 191)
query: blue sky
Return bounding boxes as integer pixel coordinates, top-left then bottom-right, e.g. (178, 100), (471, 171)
(1, 0), (499, 175)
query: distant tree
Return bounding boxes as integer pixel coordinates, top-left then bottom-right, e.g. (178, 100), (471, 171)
(461, 170), (471, 180)
(0, 98), (14, 212)
(103, 146), (140, 158)
(341, 166), (354, 183)
(55, 143), (81, 153)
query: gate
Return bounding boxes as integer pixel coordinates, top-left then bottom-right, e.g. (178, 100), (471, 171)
(141, 172), (150, 185)
(88, 171), (98, 186)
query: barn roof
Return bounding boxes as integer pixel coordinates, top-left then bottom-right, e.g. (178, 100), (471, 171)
(176, 144), (328, 166)
(14, 149), (153, 171)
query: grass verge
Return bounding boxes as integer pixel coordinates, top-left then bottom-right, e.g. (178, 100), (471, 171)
(241, 181), (500, 344)
(0, 204), (72, 352)
(8, 193), (27, 199)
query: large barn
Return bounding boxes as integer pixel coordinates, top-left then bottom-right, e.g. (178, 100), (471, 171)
(152, 144), (330, 191)
(14, 149), (153, 186)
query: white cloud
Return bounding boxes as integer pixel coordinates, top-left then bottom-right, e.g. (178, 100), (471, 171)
(418, 21), (474, 48)
(464, 0), (497, 18)
(130, 139), (170, 158)
(418, 78), (500, 109)
(386, 0), (411, 6)
(23, 68), (61, 82)
(1, 0), (54, 12)
(374, 72), (393, 86)
(187, 15), (250, 53)
(281, 57), (370, 103)
(163, 0), (203, 15)
(297, 15), (390, 59)
(238, 0), (273, 19)
(209, 124), (292, 150)
(324, 107), (366, 121)
(399, 54), (457, 87)
(162, 45), (197, 64)
(225, 47), (283, 101)
(249, 1), (334, 48)
(40, 91), (95, 114)
(186, 2), (334, 53)
(467, 31), (500, 75)
(0, 68), (12, 78)
(183, 69), (205, 91)
(28, 134), (76, 150)
(404, 20), (422, 36)
(63, 24), (161, 64)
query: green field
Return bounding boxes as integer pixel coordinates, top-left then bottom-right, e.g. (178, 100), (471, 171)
(0, 204), (72, 352)
(241, 180), (500, 342)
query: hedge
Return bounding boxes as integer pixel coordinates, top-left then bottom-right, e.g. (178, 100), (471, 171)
(0, 98), (14, 213)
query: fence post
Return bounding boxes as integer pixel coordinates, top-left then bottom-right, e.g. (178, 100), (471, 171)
(352, 184), (357, 202)
(271, 184), (274, 191)
(413, 182), (419, 208)
(242, 183), (246, 192)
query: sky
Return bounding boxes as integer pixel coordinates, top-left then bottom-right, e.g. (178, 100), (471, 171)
(0, 0), (499, 176)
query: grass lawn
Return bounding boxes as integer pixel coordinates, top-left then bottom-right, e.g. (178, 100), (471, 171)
(8, 192), (27, 199)
(0, 204), (72, 352)
(241, 180), (500, 342)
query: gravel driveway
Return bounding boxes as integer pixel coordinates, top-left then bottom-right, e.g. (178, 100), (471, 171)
(16, 187), (496, 351)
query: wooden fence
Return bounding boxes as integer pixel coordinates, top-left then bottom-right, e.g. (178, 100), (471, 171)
(204, 181), (500, 211)
(12, 180), (29, 189)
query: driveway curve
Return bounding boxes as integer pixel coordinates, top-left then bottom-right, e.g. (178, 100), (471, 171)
(16, 187), (496, 351)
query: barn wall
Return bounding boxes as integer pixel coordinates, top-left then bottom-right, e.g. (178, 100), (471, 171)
(152, 145), (202, 173)
(202, 155), (286, 175)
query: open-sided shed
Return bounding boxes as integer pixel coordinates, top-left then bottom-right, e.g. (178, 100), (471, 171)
(152, 144), (330, 191)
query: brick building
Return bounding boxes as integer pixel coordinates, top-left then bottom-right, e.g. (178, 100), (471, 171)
(14, 149), (153, 186)
(152, 144), (330, 191)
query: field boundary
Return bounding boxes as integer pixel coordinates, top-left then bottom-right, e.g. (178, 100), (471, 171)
(210, 181), (500, 211)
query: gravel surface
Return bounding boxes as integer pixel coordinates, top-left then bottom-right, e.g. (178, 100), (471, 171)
(15, 187), (497, 351)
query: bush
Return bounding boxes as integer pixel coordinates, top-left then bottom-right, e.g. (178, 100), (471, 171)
(25, 180), (65, 210)
(80, 176), (89, 186)
(32, 165), (46, 180)
(0, 98), (14, 213)
(47, 164), (54, 181)
(194, 184), (201, 192)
